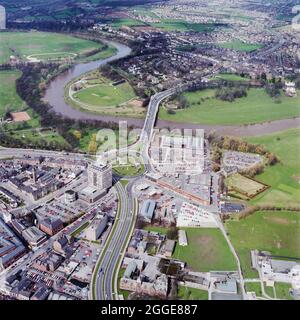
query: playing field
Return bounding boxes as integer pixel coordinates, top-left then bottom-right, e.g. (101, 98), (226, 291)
(226, 173), (268, 199)
(226, 211), (300, 278)
(172, 228), (237, 272)
(0, 31), (104, 64)
(73, 81), (136, 107)
(246, 128), (300, 206)
(159, 88), (300, 125)
(219, 40), (263, 52)
(0, 70), (27, 116)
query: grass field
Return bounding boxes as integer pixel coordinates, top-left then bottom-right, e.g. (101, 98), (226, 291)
(143, 225), (170, 235)
(0, 31), (104, 64)
(212, 73), (250, 82)
(226, 173), (268, 199)
(172, 228), (237, 272)
(74, 128), (139, 153)
(226, 211), (300, 278)
(73, 81), (136, 108)
(246, 128), (300, 207)
(113, 162), (144, 177)
(159, 88), (300, 125)
(111, 18), (146, 28)
(150, 19), (219, 32)
(177, 286), (208, 300)
(245, 282), (263, 297)
(219, 40), (263, 52)
(8, 129), (69, 148)
(68, 70), (142, 117)
(275, 282), (293, 300)
(0, 70), (27, 116)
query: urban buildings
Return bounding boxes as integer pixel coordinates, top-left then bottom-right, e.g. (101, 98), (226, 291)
(0, 219), (26, 270)
(85, 214), (108, 241)
(21, 227), (47, 249)
(39, 217), (64, 236)
(140, 200), (156, 223)
(87, 162), (112, 191)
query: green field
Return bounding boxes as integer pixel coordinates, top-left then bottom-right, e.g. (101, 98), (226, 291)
(219, 40), (263, 52)
(143, 225), (170, 235)
(8, 129), (69, 147)
(111, 18), (146, 28)
(212, 73), (250, 82)
(0, 32), (104, 64)
(177, 286), (208, 300)
(226, 211), (300, 278)
(151, 19), (219, 32)
(246, 128), (300, 206)
(275, 282), (293, 300)
(226, 173), (268, 199)
(159, 88), (300, 125)
(113, 162), (145, 177)
(74, 128), (139, 153)
(172, 228), (237, 272)
(245, 282), (263, 297)
(0, 70), (27, 116)
(73, 81), (136, 108)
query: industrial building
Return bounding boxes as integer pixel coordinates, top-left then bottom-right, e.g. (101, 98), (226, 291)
(140, 200), (156, 222)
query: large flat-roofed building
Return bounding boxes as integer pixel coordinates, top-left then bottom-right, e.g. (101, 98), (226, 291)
(140, 200), (156, 222)
(22, 226), (47, 249)
(87, 162), (112, 191)
(85, 214), (108, 241)
(78, 186), (106, 204)
(0, 5), (5, 30)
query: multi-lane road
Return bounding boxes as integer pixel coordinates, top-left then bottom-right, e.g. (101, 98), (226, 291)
(93, 178), (138, 300)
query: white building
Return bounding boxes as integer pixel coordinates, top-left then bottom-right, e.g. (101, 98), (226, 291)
(150, 131), (205, 175)
(178, 230), (188, 246)
(0, 5), (5, 30)
(87, 162), (112, 191)
(176, 202), (217, 228)
(85, 214), (108, 241)
(260, 258), (300, 284)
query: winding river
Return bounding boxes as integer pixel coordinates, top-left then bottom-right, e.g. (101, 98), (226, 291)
(44, 40), (300, 137)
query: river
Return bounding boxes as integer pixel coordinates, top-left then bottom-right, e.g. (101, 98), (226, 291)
(43, 40), (300, 137)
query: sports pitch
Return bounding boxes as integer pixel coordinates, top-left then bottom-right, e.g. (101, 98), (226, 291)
(0, 31), (104, 64)
(227, 173), (269, 199)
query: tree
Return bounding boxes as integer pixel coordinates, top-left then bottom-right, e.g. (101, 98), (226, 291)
(166, 226), (178, 240)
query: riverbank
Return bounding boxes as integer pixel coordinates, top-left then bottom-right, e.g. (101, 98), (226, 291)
(43, 39), (300, 137)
